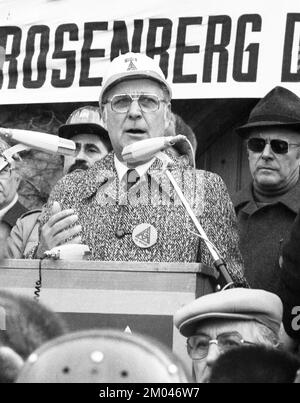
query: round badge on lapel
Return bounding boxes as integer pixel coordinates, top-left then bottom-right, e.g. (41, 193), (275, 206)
(132, 223), (158, 249)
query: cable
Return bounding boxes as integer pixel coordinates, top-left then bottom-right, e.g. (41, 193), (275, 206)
(34, 257), (45, 302)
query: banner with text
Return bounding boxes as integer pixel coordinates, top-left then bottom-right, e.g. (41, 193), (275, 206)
(0, 0), (300, 103)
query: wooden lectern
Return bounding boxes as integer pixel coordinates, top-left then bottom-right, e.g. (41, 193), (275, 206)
(0, 259), (218, 366)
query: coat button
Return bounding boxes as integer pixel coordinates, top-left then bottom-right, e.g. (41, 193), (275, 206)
(115, 229), (125, 239)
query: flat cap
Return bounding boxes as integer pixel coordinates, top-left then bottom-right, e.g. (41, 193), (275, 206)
(174, 288), (283, 337)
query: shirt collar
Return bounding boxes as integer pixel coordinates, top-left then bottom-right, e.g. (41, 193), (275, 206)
(114, 154), (155, 182)
(0, 194), (18, 220)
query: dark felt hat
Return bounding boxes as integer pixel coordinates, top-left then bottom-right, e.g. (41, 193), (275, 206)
(236, 86), (300, 137)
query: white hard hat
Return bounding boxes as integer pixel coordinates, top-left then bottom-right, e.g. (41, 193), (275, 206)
(58, 106), (107, 140)
(99, 52), (172, 105)
(16, 329), (191, 383)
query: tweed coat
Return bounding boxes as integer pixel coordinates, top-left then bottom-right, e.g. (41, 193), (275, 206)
(38, 152), (247, 287)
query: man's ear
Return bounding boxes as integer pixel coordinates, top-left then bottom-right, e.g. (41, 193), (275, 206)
(12, 170), (21, 189)
(101, 107), (108, 130)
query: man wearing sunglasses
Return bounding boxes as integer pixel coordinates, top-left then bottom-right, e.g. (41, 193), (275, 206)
(174, 288), (283, 383)
(30, 52), (247, 287)
(233, 86), (300, 295)
(0, 138), (27, 245)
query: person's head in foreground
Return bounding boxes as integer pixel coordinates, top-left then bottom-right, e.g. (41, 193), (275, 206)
(99, 52), (172, 167)
(174, 288), (283, 383)
(16, 329), (191, 383)
(236, 86), (300, 195)
(58, 106), (112, 175)
(0, 289), (67, 382)
(209, 344), (300, 383)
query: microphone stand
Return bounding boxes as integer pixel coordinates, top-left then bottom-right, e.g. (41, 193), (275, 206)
(157, 152), (233, 289)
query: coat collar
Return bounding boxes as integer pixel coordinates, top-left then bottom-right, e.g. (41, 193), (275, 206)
(233, 180), (300, 215)
(75, 151), (191, 200)
(1, 200), (28, 228)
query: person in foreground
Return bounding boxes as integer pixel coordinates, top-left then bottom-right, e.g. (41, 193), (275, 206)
(209, 344), (300, 383)
(0, 289), (67, 382)
(174, 288), (283, 383)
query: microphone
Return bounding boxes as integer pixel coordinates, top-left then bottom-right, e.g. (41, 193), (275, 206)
(0, 128), (76, 156)
(122, 135), (187, 164)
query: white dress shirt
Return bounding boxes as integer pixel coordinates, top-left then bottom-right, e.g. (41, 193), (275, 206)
(114, 155), (155, 183)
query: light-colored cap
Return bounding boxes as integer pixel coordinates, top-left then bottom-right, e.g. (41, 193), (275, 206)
(174, 288), (283, 337)
(58, 106), (107, 140)
(99, 52), (172, 105)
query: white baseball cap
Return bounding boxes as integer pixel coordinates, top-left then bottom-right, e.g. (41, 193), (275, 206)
(99, 52), (172, 105)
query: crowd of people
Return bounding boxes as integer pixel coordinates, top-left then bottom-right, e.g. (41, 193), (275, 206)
(0, 51), (300, 383)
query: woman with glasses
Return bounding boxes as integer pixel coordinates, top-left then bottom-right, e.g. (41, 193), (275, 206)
(233, 86), (300, 296)
(174, 288), (283, 383)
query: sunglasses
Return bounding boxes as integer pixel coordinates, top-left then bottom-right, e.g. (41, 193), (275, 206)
(247, 138), (300, 154)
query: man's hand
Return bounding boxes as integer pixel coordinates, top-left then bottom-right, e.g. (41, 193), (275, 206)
(36, 201), (82, 259)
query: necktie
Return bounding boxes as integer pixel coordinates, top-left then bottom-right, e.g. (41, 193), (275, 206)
(126, 169), (140, 191)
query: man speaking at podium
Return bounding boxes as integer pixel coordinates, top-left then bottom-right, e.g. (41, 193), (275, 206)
(31, 52), (246, 286)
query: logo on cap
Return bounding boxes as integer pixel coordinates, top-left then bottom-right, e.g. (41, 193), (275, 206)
(125, 57), (138, 71)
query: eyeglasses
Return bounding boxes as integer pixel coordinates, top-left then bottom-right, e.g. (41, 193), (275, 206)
(247, 138), (300, 154)
(187, 332), (256, 360)
(103, 94), (168, 113)
(0, 164), (13, 179)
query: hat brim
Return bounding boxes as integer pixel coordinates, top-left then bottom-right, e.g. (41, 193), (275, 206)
(58, 123), (107, 140)
(178, 312), (264, 337)
(236, 121), (300, 137)
(99, 71), (172, 104)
